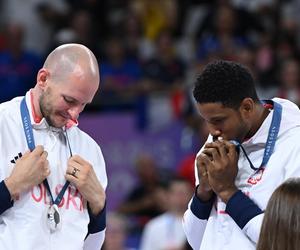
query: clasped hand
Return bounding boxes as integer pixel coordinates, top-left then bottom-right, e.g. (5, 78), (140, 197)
(196, 139), (239, 203)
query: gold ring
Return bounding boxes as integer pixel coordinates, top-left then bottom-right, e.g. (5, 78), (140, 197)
(71, 167), (79, 177)
(201, 171), (208, 177)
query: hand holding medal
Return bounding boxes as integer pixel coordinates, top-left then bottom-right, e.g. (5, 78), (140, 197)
(4, 145), (50, 201)
(66, 155), (106, 216)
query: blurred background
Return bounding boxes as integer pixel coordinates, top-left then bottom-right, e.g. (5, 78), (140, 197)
(1, 0), (300, 249)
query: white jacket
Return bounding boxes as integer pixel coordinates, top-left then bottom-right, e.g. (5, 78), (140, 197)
(0, 91), (107, 250)
(183, 98), (300, 250)
(140, 213), (187, 250)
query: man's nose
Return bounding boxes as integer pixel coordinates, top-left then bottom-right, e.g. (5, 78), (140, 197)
(68, 106), (83, 120)
(207, 125), (222, 139)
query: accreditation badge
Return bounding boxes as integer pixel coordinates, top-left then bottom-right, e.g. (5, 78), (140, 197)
(47, 204), (62, 232)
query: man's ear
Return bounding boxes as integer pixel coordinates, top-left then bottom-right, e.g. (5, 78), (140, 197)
(36, 68), (49, 89)
(239, 98), (255, 119)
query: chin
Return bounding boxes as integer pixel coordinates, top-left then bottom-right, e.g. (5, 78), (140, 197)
(48, 117), (67, 128)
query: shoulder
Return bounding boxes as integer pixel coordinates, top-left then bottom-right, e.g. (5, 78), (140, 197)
(146, 213), (169, 228)
(0, 97), (22, 123)
(278, 126), (300, 144)
(68, 126), (107, 188)
(69, 127), (101, 149)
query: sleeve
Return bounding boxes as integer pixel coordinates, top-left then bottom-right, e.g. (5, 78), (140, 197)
(225, 190), (263, 243)
(0, 115), (13, 215)
(182, 135), (213, 249)
(83, 143), (108, 250)
(0, 180), (14, 214)
(182, 189), (215, 249)
(83, 203), (106, 250)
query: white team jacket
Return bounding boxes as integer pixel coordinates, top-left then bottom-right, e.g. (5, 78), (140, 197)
(0, 91), (107, 250)
(183, 98), (300, 250)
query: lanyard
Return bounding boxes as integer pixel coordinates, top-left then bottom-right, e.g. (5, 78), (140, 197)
(20, 97), (71, 206)
(235, 100), (282, 171)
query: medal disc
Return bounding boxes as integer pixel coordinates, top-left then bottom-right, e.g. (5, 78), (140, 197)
(47, 204), (62, 232)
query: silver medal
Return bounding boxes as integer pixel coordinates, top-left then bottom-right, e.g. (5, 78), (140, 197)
(47, 204), (61, 232)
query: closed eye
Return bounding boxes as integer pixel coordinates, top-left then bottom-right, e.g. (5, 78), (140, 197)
(209, 118), (225, 125)
(63, 96), (77, 105)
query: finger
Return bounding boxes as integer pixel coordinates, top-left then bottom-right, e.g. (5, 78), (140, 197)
(200, 171), (208, 178)
(196, 154), (206, 167)
(40, 150), (48, 160)
(204, 141), (223, 158)
(203, 148), (220, 161)
(204, 142), (214, 149)
(69, 155), (87, 165)
(32, 145), (44, 155)
(196, 156), (207, 174)
(223, 140), (238, 157)
(65, 173), (79, 186)
(66, 162), (82, 180)
(67, 160), (82, 172)
(198, 163), (208, 176)
(217, 141), (228, 158)
(200, 153), (211, 166)
(202, 149), (213, 161)
(45, 168), (51, 177)
(66, 167), (80, 178)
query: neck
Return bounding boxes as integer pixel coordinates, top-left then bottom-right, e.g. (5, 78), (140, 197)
(247, 104), (270, 139)
(31, 88), (43, 120)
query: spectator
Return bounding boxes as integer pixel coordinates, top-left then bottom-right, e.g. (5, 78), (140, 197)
(277, 57), (300, 107)
(96, 36), (142, 111)
(257, 178), (300, 250)
(140, 177), (193, 250)
(0, 23), (43, 102)
(102, 212), (135, 250)
(118, 153), (166, 222)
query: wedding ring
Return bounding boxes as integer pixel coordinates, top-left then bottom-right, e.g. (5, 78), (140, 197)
(201, 171), (208, 177)
(71, 167), (79, 177)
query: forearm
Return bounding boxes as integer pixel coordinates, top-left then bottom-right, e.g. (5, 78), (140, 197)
(88, 192), (106, 216)
(4, 177), (21, 200)
(182, 194), (212, 249)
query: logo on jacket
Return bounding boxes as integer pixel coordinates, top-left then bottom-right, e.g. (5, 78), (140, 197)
(10, 152), (23, 164)
(247, 167), (265, 185)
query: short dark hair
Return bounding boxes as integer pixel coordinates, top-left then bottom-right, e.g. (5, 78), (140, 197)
(193, 60), (259, 108)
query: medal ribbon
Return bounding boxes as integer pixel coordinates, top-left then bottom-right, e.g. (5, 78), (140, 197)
(234, 100), (282, 172)
(20, 97), (71, 206)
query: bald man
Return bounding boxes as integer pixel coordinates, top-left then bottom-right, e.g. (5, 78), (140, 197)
(0, 44), (107, 250)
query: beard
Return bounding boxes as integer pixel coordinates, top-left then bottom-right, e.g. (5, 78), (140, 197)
(235, 118), (250, 143)
(39, 88), (57, 127)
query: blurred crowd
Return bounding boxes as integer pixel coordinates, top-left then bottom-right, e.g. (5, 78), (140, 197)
(1, 0), (300, 249)
(2, 0), (300, 111)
